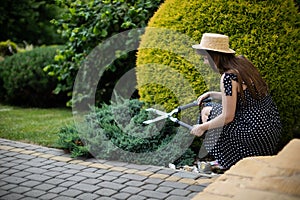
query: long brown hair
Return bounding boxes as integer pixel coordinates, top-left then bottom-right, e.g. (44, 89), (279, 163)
(206, 50), (268, 100)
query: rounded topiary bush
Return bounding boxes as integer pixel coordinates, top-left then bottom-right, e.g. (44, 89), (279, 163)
(0, 46), (68, 107)
(136, 0), (300, 148)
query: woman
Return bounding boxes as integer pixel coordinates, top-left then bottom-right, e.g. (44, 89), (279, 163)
(191, 33), (282, 169)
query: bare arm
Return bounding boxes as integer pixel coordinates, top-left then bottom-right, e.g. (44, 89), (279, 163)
(197, 91), (222, 105)
(191, 74), (237, 136)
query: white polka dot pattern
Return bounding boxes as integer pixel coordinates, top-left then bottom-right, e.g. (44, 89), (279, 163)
(201, 73), (282, 169)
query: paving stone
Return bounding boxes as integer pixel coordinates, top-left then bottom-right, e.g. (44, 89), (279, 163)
(33, 183), (56, 191)
(1, 157), (18, 162)
(25, 167), (48, 174)
(1, 162), (18, 168)
(160, 181), (189, 189)
(144, 178), (164, 185)
(0, 193), (24, 200)
(43, 171), (61, 178)
(0, 167), (9, 173)
(2, 176), (28, 185)
(11, 159), (28, 164)
(186, 185), (206, 192)
(14, 154), (35, 160)
(95, 188), (118, 196)
(98, 174), (118, 181)
(23, 189), (46, 198)
(125, 164), (151, 171)
(12, 171), (31, 178)
(12, 164), (30, 171)
(20, 180), (40, 187)
(9, 186), (31, 194)
(0, 181), (7, 187)
(3, 169), (19, 175)
(44, 178), (66, 186)
(81, 178), (101, 185)
(97, 197), (115, 200)
(0, 190), (9, 197)
(64, 163), (87, 170)
(64, 169), (81, 175)
(120, 186), (143, 194)
(77, 193), (100, 200)
(60, 188), (83, 197)
(95, 169), (110, 175)
(25, 174), (51, 182)
(51, 166), (67, 172)
(127, 195), (147, 200)
(77, 171), (102, 178)
(169, 188), (191, 196)
(141, 184), (158, 190)
(56, 173), (73, 179)
(59, 181), (77, 188)
(52, 195), (76, 200)
(156, 168), (177, 175)
(155, 186), (173, 193)
(124, 180), (145, 187)
(173, 171), (201, 179)
(98, 181), (126, 191)
(105, 171), (124, 177)
(71, 183), (100, 192)
(82, 167), (98, 172)
(112, 177), (129, 184)
(138, 190), (169, 199)
(39, 193), (59, 200)
(66, 175), (87, 182)
(1, 184), (18, 191)
(48, 186), (68, 194)
(165, 196), (191, 200)
(24, 160), (47, 167)
(111, 192), (131, 199)
(121, 173), (147, 181)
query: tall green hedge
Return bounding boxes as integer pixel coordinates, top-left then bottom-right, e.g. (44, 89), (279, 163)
(0, 46), (68, 107)
(136, 0), (300, 147)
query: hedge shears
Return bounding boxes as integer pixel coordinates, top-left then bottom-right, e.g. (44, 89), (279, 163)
(143, 98), (212, 130)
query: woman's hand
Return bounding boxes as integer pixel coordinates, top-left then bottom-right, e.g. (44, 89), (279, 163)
(197, 92), (210, 105)
(190, 124), (206, 137)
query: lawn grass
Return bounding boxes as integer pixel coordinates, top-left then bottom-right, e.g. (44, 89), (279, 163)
(0, 104), (73, 147)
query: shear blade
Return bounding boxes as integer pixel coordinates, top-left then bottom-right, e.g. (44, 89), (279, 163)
(143, 115), (168, 124)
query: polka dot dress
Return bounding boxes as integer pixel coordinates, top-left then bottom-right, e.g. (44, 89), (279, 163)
(201, 73), (282, 169)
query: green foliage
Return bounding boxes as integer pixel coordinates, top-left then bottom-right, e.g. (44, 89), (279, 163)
(136, 0), (300, 148)
(0, 46), (68, 107)
(45, 0), (163, 106)
(0, 40), (18, 57)
(56, 125), (91, 158)
(58, 98), (196, 166)
(0, 0), (65, 45)
(0, 104), (73, 147)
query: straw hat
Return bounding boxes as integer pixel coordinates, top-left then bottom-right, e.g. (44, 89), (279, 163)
(192, 33), (235, 54)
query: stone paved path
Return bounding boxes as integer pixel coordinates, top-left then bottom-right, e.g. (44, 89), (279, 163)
(0, 138), (217, 200)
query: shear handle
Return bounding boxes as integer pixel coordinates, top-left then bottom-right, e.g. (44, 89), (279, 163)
(178, 97), (212, 112)
(169, 117), (193, 130)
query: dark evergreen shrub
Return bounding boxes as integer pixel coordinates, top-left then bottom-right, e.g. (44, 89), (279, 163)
(0, 46), (68, 107)
(58, 98), (196, 166)
(136, 0), (300, 148)
(0, 40), (18, 57)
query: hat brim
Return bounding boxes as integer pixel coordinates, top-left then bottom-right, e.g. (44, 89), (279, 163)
(192, 44), (235, 54)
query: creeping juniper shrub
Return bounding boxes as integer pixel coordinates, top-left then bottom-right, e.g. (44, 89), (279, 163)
(58, 98), (196, 166)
